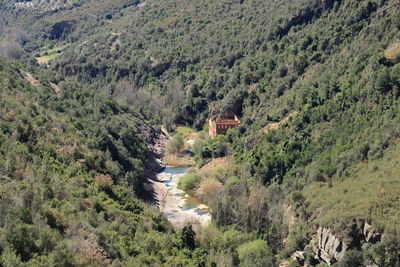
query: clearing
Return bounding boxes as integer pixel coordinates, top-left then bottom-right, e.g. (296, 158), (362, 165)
(384, 42), (400, 60)
(36, 45), (68, 65)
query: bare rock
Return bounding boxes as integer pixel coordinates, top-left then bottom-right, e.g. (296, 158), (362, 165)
(291, 250), (305, 265)
(363, 222), (381, 244)
(135, 118), (168, 173)
(312, 227), (348, 265)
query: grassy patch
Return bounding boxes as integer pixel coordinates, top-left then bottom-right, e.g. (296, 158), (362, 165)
(36, 53), (60, 64)
(384, 42), (400, 60)
(36, 45), (68, 64)
(38, 45), (68, 57)
(303, 142), (400, 231)
(175, 126), (195, 139)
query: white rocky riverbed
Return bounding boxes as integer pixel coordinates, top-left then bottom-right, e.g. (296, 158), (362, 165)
(150, 166), (212, 228)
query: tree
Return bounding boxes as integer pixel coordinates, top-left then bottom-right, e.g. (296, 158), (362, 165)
(237, 239), (273, 267)
(0, 247), (24, 267)
(336, 250), (363, 267)
(181, 224), (196, 250)
(193, 132), (208, 163)
(167, 133), (184, 154)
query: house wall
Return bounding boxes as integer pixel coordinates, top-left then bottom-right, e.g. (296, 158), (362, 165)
(209, 116), (240, 138)
(209, 119), (217, 138)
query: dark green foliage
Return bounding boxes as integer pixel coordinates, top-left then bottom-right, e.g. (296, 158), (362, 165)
(335, 250), (363, 267)
(364, 230), (400, 267)
(181, 224), (196, 250)
(198, 135), (228, 161)
(1, 0), (400, 265)
(0, 59), (199, 265)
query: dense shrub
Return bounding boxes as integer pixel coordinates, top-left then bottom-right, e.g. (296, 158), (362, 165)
(178, 173), (202, 191)
(166, 133), (184, 154)
(237, 239), (273, 267)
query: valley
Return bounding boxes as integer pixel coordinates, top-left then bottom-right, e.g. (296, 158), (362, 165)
(0, 0), (399, 266)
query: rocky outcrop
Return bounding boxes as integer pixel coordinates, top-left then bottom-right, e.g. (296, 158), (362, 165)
(363, 222), (381, 244)
(291, 250), (305, 265)
(135, 119), (168, 173)
(310, 223), (382, 266)
(312, 227), (348, 265)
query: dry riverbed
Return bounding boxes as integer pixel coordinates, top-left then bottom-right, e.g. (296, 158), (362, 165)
(150, 166), (211, 228)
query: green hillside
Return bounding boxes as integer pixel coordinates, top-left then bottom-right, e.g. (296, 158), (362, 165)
(0, 59), (211, 266)
(0, 0), (400, 266)
(48, 0), (400, 127)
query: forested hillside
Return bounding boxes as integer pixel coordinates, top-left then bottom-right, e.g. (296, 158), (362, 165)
(1, 0), (400, 266)
(48, 0), (400, 128)
(0, 59), (212, 266)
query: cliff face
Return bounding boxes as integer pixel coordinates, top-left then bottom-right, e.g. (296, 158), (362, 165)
(136, 119), (168, 173)
(311, 223), (382, 266)
(312, 227), (348, 265)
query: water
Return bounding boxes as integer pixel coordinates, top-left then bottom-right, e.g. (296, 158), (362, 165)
(194, 208), (206, 215)
(182, 196), (203, 210)
(162, 166), (191, 175)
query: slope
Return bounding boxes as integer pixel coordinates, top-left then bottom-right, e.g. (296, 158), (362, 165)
(0, 59), (206, 266)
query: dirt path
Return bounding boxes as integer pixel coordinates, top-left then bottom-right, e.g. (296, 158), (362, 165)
(50, 82), (62, 97)
(22, 72), (40, 87)
(262, 111), (298, 132)
(137, 1), (147, 8)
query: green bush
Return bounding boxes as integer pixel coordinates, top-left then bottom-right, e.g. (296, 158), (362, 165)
(0, 247), (24, 267)
(167, 133), (184, 154)
(201, 135), (228, 159)
(237, 239), (273, 267)
(336, 250), (363, 267)
(178, 173), (202, 191)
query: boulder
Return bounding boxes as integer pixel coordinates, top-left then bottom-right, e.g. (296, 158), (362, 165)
(291, 250), (306, 265)
(363, 222), (381, 244)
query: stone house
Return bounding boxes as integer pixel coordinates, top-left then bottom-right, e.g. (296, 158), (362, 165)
(208, 114), (241, 138)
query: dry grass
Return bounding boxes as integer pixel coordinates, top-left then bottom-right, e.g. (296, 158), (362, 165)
(22, 72), (40, 87)
(163, 153), (194, 166)
(303, 142), (400, 231)
(201, 156), (231, 170)
(49, 82), (62, 96)
(197, 178), (223, 200)
(384, 42), (400, 60)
